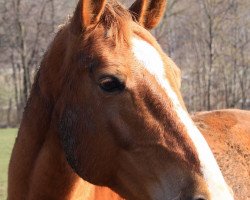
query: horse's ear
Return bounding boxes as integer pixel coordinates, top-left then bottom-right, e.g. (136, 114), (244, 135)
(129, 0), (167, 30)
(71, 0), (107, 33)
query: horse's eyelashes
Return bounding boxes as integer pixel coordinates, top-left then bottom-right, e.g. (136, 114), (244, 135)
(99, 76), (125, 93)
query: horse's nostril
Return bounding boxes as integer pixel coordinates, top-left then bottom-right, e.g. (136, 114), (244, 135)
(193, 195), (207, 200)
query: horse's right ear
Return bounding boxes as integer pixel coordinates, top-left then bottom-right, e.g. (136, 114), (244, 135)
(71, 0), (107, 34)
(129, 0), (167, 30)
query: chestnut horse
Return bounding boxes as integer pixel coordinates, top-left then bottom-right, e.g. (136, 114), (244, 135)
(8, 0), (249, 200)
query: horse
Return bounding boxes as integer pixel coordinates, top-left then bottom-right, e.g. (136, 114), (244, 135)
(7, 0), (249, 199)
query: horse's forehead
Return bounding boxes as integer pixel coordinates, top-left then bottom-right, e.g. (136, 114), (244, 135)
(131, 37), (166, 81)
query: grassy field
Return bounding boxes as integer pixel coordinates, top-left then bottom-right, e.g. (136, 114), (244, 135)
(0, 129), (17, 200)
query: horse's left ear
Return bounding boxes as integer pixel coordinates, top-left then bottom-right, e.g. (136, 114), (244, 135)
(129, 0), (167, 30)
(71, 0), (107, 33)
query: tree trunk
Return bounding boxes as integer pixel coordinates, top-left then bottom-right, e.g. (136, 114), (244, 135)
(7, 99), (13, 127)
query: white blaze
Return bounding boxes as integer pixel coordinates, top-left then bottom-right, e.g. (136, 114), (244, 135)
(132, 37), (234, 200)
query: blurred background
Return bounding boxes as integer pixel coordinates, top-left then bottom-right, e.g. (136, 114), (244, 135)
(0, 0), (249, 199)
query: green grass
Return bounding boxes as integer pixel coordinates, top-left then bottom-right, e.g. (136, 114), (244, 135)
(0, 129), (17, 200)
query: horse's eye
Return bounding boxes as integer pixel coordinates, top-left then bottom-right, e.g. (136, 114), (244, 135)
(99, 76), (125, 93)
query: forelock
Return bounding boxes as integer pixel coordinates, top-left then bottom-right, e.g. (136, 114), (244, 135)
(92, 0), (133, 46)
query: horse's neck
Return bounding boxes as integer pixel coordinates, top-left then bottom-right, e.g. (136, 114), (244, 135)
(8, 83), (78, 199)
(20, 81), (53, 144)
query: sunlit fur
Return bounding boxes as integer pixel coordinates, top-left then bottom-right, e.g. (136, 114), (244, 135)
(8, 0), (249, 200)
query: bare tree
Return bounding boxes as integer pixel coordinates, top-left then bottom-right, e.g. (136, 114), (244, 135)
(0, 0), (249, 126)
